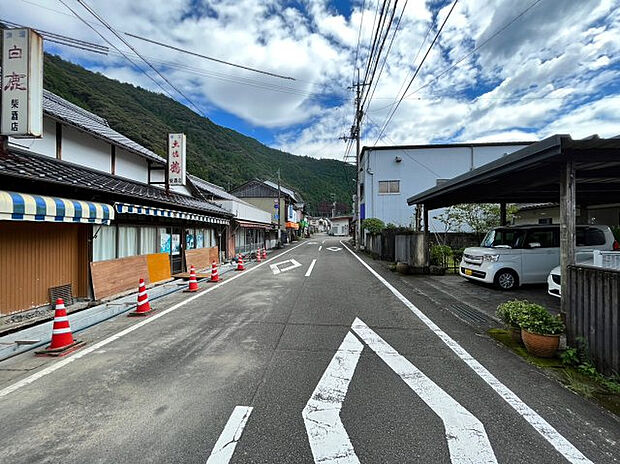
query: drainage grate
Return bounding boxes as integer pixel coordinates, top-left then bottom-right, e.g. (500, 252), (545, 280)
(448, 303), (494, 327)
(49, 283), (73, 306)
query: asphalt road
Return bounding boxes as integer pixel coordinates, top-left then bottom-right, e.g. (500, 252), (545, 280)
(0, 235), (617, 463)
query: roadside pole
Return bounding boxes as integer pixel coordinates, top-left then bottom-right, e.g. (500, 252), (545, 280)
(355, 79), (361, 251)
(277, 168), (282, 247)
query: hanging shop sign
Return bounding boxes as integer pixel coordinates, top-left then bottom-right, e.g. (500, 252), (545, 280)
(1, 28), (43, 137)
(167, 133), (186, 186)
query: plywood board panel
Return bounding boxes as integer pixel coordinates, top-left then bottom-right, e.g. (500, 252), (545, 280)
(147, 253), (171, 284)
(90, 255), (149, 300)
(185, 247), (218, 270)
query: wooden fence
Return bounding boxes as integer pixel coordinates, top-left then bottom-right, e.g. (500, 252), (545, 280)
(567, 265), (619, 376)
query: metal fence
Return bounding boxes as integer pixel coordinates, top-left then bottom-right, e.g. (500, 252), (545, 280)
(567, 265), (619, 376)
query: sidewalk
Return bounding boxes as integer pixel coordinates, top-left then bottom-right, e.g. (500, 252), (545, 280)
(0, 259), (247, 360)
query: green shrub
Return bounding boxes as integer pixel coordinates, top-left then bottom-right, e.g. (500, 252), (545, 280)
(496, 299), (531, 329)
(385, 223), (398, 230)
(516, 303), (565, 335)
(362, 218), (385, 235)
(451, 247), (465, 264)
(430, 245), (452, 267)
(611, 226), (620, 242)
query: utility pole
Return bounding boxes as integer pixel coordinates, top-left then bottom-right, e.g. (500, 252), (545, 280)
(277, 168), (282, 247)
(350, 69), (369, 252)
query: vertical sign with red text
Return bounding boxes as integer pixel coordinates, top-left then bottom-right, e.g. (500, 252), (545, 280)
(168, 133), (186, 186)
(1, 28), (43, 137)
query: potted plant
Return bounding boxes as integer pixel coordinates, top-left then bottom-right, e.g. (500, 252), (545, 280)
(515, 304), (565, 358)
(496, 300), (529, 343)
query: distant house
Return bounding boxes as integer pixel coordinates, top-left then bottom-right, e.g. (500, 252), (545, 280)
(359, 142), (531, 232)
(231, 179), (305, 243)
(330, 216), (352, 236)
(514, 203), (620, 227)
(189, 175), (273, 255)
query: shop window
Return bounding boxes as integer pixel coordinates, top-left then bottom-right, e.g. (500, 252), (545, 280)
(93, 225), (117, 262)
(158, 227), (171, 254)
(140, 227), (157, 255)
(196, 230), (205, 248)
(186, 229), (196, 249)
(118, 226), (139, 258)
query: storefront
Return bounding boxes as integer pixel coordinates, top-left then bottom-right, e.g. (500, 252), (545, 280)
(0, 191), (114, 315)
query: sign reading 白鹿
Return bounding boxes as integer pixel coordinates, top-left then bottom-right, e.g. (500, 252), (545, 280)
(1, 28), (43, 137)
(167, 133), (186, 186)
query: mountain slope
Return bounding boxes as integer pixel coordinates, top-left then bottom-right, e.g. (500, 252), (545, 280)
(42, 54), (354, 214)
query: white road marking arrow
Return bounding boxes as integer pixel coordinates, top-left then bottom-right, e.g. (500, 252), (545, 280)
(302, 332), (363, 464)
(303, 319), (498, 464)
(270, 259), (302, 275)
(326, 246), (342, 252)
(206, 406), (253, 464)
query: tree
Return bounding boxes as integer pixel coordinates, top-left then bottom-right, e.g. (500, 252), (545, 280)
(433, 204), (518, 239)
(362, 218), (385, 235)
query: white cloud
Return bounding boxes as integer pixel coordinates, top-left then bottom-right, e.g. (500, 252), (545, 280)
(6, 0), (620, 160)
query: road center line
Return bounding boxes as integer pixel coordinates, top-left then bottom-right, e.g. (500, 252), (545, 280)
(341, 241), (593, 464)
(206, 406), (253, 464)
(305, 259), (317, 277)
(0, 242), (307, 399)
(318, 245), (322, 251)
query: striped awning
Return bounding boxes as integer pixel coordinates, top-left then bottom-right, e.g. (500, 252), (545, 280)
(0, 191), (114, 225)
(115, 202), (229, 225)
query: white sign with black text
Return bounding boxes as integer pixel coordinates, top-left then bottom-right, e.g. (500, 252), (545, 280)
(1, 28), (43, 137)
(167, 133), (186, 186)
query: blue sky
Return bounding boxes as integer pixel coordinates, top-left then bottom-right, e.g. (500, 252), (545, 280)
(7, 0), (620, 159)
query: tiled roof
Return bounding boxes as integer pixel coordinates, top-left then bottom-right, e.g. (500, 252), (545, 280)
(43, 90), (166, 165)
(0, 149), (232, 217)
(263, 179), (299, 202)
(188, 174), (239, 201)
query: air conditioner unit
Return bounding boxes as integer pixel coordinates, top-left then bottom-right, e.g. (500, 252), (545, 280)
(593, 250), (620, 270)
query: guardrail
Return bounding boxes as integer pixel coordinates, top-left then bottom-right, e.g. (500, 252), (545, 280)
(567, 265), (619, 376)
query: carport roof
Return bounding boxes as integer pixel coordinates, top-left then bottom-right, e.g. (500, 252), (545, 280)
(406, 134), (620, 209)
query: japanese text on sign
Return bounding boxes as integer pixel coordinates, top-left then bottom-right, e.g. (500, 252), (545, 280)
(167, 133), (186, 186)
(1, 28), (43, 137)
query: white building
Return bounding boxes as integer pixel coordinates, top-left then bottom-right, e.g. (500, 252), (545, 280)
(330, 216), (352, 236)
(359, 142), (531, 232)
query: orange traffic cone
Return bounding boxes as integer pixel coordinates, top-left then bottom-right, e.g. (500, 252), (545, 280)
(129, 278), (153, 316)
(209, 261), (220, 282)
(236, 254), (245, 271)
(256, 249), (262, 262)
(262, 248), (267, 260)
(186, 265), (199, 292)
(35, 298), (85, 356)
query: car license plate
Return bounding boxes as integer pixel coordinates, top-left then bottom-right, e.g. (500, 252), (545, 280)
(464, 269), (473, 276)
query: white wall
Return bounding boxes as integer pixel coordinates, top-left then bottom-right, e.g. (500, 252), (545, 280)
(330, 218), (350, 236)
(150, 168), (165, 188)
(218, 199), (271, 224)
(361, 144), (528, 231)
(9, 117), (57, 158)
(115, 148), (148, 183)
(62, 126), (111, 173)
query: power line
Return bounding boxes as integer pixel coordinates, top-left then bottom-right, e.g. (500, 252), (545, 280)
(352, 0), (367, 83)
(359, 0), (399, 112)
(124, 33), (295, 81)
(361, 0), (389, 91)
(374, 0), (459, 144)
(360, 0), (409, 116)
(57, 0), (178, 102)
(72, 0), (208, 117)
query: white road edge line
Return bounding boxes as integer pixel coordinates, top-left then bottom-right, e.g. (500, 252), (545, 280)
(352, 318), (497, 464)
(305, 259), (317, 277)
(206, 406), (253, 464)
(0, 242), (307, 399)
(340, 241), (593, 464)
(302, 332), (363, 464)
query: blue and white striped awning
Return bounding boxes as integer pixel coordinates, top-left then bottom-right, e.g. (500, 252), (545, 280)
(114, 202), (229, 225)
(0, 191), (114, 225)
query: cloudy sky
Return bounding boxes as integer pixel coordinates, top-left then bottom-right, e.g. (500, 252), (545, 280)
(6, 0), (620, 160)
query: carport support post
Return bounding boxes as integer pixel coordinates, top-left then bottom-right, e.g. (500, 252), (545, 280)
(559, 159), (576, 316)
(423, 204), (430, 270)
(500, 203), (507, 226)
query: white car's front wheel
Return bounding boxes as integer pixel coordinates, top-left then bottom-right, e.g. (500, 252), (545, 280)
(495, 269), (518, 290)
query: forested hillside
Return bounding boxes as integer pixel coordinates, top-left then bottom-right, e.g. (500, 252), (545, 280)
(43, 54), (354, 214)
